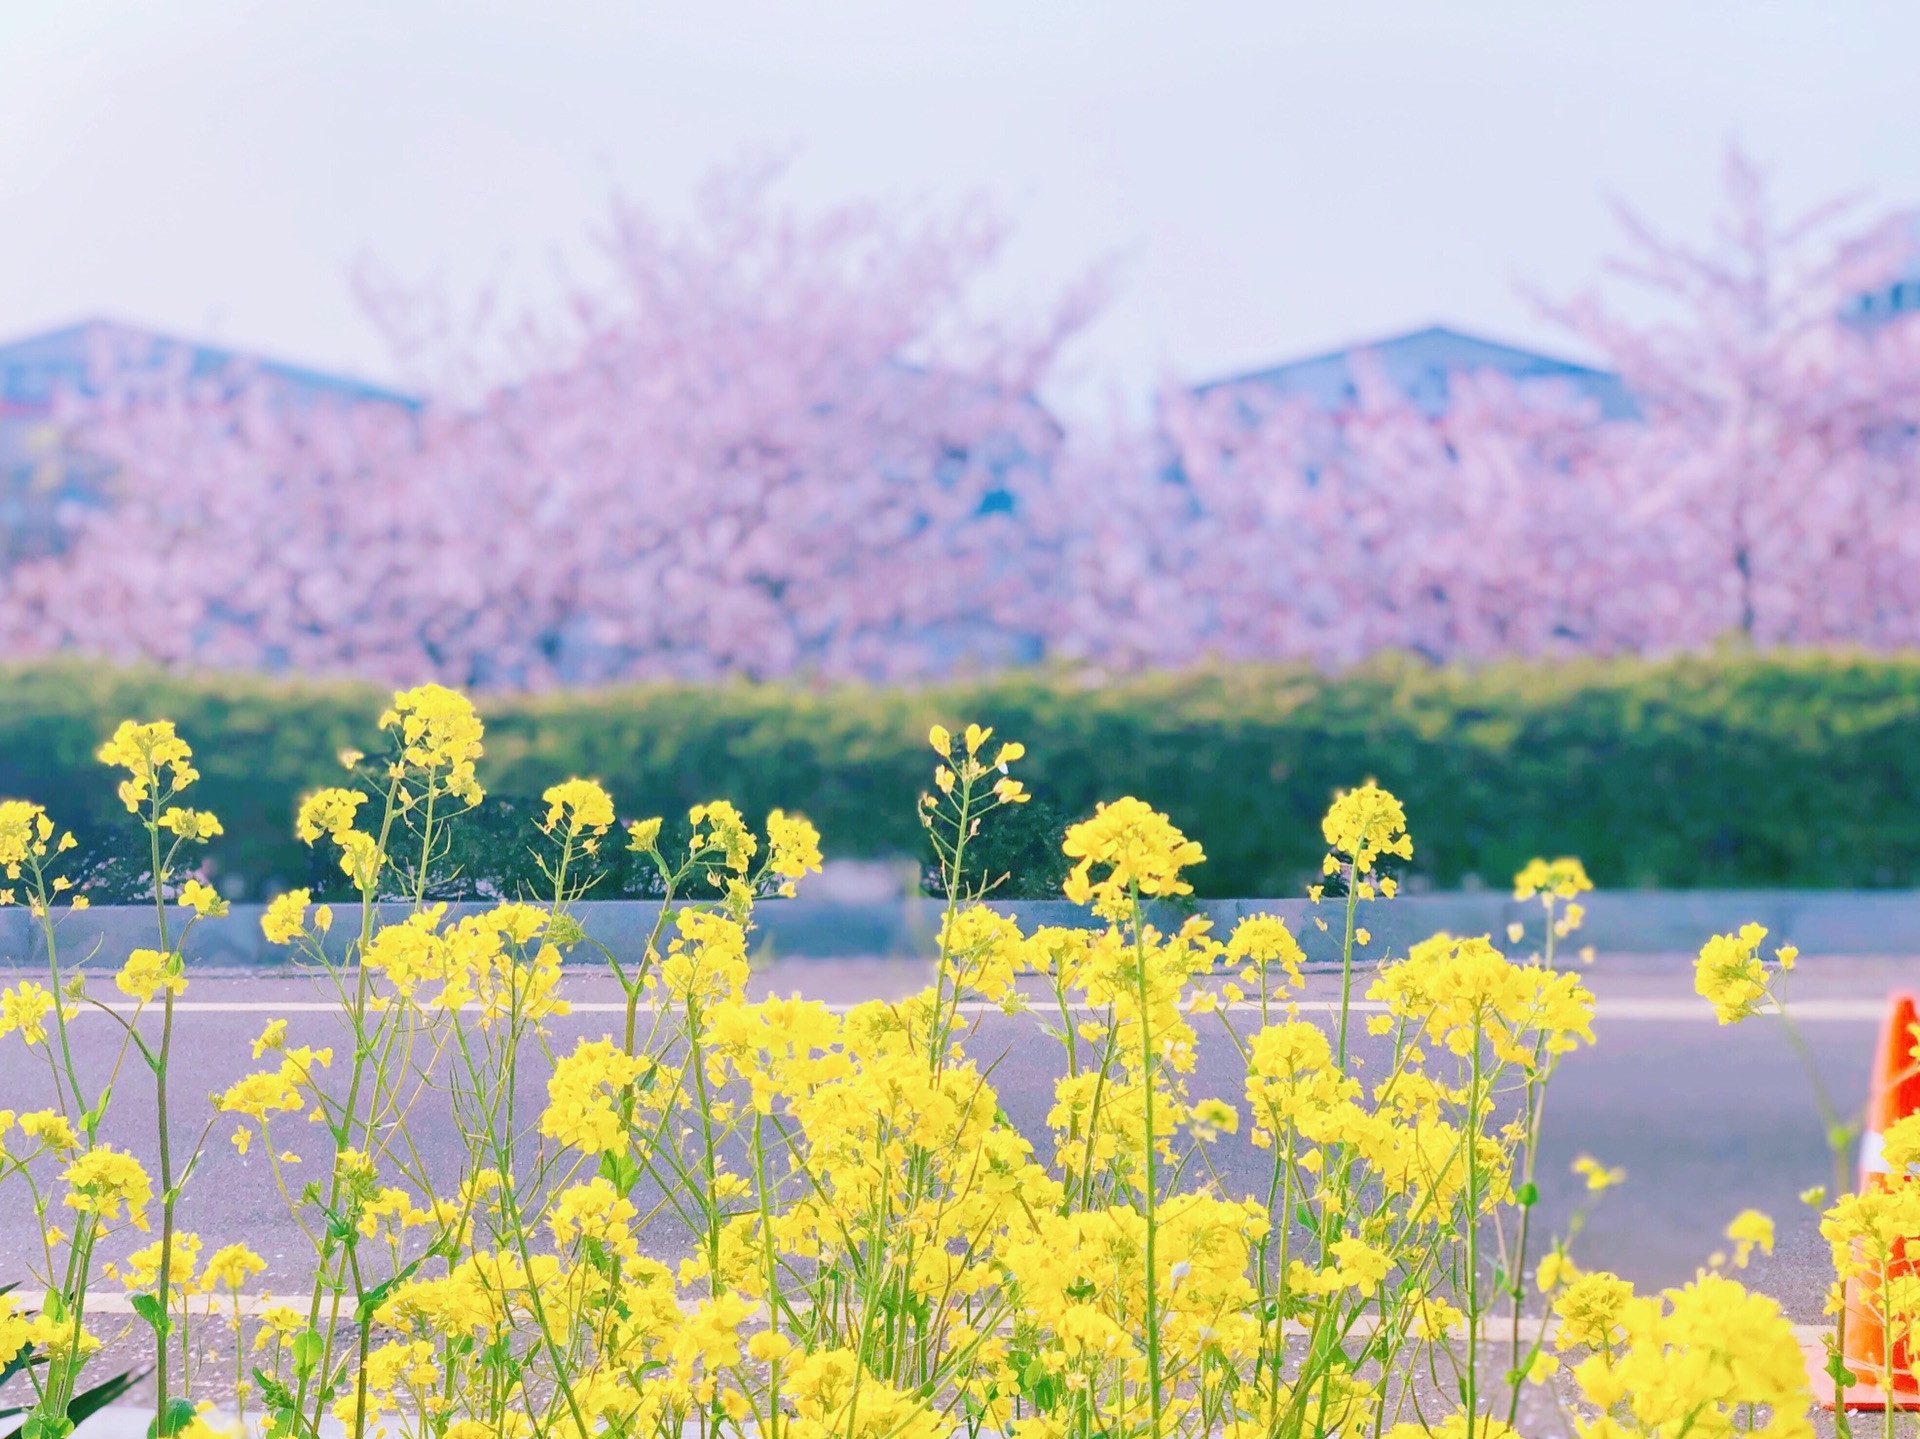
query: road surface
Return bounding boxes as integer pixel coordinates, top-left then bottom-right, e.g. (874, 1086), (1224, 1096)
(0, 950), (1905, 1324)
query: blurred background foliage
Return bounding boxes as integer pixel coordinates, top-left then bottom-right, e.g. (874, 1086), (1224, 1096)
(0, 650), (1909, 901)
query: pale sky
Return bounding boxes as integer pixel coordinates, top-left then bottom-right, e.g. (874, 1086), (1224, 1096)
(0, 0), (1912, 412)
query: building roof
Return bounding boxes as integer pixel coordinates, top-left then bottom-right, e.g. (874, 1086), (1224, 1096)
(0, 319), (419, 415)
(1842, 211), (1920, 326)
(1195, 323), (1636, 420)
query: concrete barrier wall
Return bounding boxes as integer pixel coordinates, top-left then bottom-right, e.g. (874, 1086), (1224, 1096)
(0, 891), (1914, 968)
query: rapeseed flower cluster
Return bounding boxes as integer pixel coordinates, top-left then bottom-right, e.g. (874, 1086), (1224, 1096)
(542, 777), (617, 838)
(115, 946), (186, 1004)
(96, 719), (198, 813)
(380, 683), (485, 805)
(0, 981), (56, 1045)
(0, 800), (66, 876)
(61, 1147), (153, 1228)
(0, 686), (1885, 1439)
(1322, 779), (1413, 876)
(1061, 796), (1205, 909)
(0, 799), (86, 917)
(1568, 1275), (1813, 1439)
(1694, 923), (1793, 1025)
(1513, 857), (1593, 947)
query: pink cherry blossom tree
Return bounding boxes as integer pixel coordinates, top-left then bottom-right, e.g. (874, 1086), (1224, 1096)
(1132, 360), (1633, 666)
(1121, 148), (1920, 666)
(6, 151), (1920, 683)
(0, 167), (1098, 685)
(1554, 149), (1920, 647)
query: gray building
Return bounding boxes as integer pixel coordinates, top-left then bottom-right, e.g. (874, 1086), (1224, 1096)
(0, 320), (415, 564)
(1194, 323), (1636, 420)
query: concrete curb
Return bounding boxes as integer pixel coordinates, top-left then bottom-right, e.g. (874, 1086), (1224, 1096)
(0, 891), (1914, 968)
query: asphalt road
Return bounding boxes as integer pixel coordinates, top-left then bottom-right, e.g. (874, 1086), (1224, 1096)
(0, 951), (1906, 1324)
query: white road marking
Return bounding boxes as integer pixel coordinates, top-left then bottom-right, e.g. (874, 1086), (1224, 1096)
(16, 1289), (1835, 1345)
(15, 1289), (286, 1317)
(69, 998), (1887, 1021)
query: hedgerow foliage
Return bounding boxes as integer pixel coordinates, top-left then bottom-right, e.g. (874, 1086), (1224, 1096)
(2, 651), (1918, 901)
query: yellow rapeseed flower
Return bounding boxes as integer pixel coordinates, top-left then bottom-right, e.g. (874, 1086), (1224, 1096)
(1694, 923), (1775, 1024)
(1553, 1269), (1636, 1349)
(1321, 781), (1412, 875)
(97, 719), (197, 812)
(261, 889), (310, 945)
(178, 878), (227, 918)
(1225, 914), (1306, 989)
(1536, 1250), (1579, 1293)
(295, 787), (367, 845)
(766, 809), (823, 887)
(1568, 1274), (1812, 1439)
(379, 684), (485, 804)
(0, 982), (56, 1045)
(116, 947), (186, 1004)
(62, 1145), (153, 1228)
(541, 778), (616, 838)
(1572, 1154), (1626, 1191)
(1061, 797), (1204, 909)
(1369, 934), (1595, 1070)
(0, 800), (50, 876)
(689, 800), (757, 876)
(1513, 856), (1593, 902)
(158, 807), (222, 841)
(200, 1242), (266, 1293)
(1725, 1208), (1774, 1268)
(18, 1110), (78, 1152)
(542, 1038), (647, 1154)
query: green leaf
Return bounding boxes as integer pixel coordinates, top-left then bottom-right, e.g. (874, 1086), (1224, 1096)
(22, 1412), (72, 1439)
(79, 1084), (113, 1142)
(147, 1397), (198, 1439)
(250, 1368), (297, 1412)
(597, 1150), (641, 1194)
(129, 1293), (172, 1338)
(291, 1330), (325, 1377)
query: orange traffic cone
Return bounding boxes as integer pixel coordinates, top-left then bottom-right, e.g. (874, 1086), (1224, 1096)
(1810, 991), (1920, 1411)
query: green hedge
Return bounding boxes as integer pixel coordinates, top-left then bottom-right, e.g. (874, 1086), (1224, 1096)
(1, 651), (1914, 899)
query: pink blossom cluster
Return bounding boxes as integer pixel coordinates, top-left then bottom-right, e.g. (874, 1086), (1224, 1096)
(5, 154), (1920, 685)
(1093, 154), (1920, 670)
